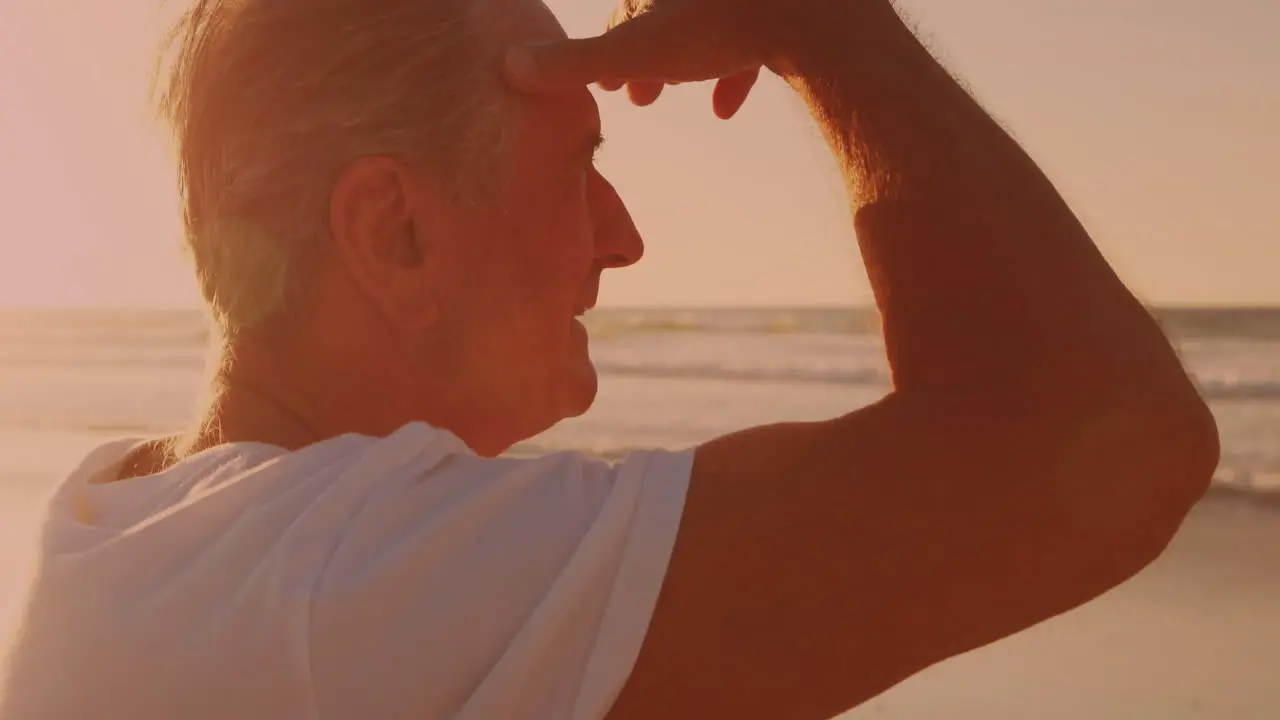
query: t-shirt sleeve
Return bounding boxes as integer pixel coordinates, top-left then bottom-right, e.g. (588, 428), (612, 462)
(307, 447), (694, 720)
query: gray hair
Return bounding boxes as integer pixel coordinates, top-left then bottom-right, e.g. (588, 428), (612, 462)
(156, 0), (504, 334)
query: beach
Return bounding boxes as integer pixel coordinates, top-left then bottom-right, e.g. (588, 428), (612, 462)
(3, 459), (1276, 718)
(847, 492), (1280, 719)
(2, 306), (1278, 717)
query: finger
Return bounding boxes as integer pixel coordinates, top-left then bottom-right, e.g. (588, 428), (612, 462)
(598, 78), (625, 92)
(712, 67), (761, 120)
(504, 10), (686, 92)
(626, 81), (665, 107)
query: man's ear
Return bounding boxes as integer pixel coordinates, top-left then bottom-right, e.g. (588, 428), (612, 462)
(329, 156), (439, 329)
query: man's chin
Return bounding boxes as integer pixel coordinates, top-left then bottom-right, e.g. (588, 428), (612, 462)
(559, 362), (599, 419)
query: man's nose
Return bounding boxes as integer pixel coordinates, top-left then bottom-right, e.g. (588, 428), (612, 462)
(588, 169), (644, 269)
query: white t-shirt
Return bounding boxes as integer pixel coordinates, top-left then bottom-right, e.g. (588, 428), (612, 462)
(0, 422), (693, 719)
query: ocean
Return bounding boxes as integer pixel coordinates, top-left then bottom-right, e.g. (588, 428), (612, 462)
(1, 306), (1279, 482)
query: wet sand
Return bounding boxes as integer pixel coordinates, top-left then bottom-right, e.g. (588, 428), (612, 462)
(846, 492), (1280, 719)
(2, 475), (1276, 719)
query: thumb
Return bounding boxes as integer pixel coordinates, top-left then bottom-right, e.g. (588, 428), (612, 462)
(505, 10), (686, 92)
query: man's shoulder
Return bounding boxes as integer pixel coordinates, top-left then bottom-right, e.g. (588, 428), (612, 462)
(317, 432), (697, 549)
(306, 436), (696, 720)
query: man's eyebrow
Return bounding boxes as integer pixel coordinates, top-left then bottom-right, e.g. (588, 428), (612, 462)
(577, 132), (605, 164)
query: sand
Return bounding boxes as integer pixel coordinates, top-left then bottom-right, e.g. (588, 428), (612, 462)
(845, 492), (1280, 719)
(2, 476), (1277, 718)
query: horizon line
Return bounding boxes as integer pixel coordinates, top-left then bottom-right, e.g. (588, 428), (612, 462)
(4, 302), (1280, 313)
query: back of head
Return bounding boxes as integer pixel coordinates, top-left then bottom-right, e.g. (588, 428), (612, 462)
(157, 0), (502, 336)
(156, 0), (626, 454)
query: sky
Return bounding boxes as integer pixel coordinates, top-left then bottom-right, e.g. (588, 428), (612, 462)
(0, 0), (1277, 309)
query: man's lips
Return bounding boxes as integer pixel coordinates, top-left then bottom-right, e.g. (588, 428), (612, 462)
(576, 279), (600, 317)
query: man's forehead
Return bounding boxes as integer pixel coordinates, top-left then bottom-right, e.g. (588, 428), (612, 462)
(527, 89), (603, 168)
(485, 0), (567, 46)
(526, 0), (569, 42)
(488, 0), (601, 155)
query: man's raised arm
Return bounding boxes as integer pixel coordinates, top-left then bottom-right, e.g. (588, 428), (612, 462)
(509, 2), (1219, 717)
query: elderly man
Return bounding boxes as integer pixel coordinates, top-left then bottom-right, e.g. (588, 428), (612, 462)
(1, 0), (1217, 718)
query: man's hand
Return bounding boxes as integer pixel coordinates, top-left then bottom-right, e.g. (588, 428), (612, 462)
(504, 0), (874, 118)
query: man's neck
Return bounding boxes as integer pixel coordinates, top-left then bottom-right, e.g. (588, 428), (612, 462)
(184, 377), (325, 454)
(182, 334), (414, 454)
(112, 353), (383, 483)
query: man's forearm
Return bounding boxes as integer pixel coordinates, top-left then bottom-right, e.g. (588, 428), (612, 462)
(779, 7), (1194, 403)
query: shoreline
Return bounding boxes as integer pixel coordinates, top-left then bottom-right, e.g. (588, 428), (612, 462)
(845, 491), (1280, 719)
(1205, 474), (1280, 507)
